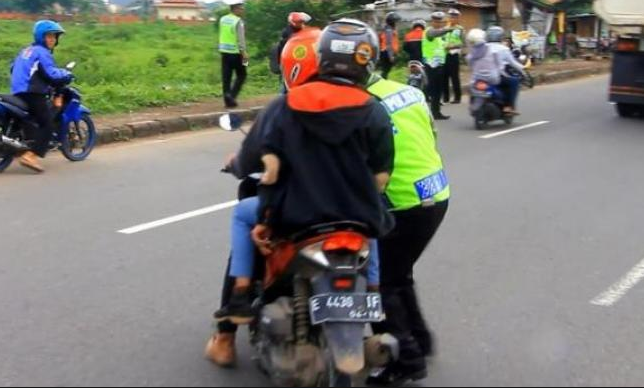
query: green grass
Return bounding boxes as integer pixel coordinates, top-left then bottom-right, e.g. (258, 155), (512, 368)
(0, 21), (280, 114)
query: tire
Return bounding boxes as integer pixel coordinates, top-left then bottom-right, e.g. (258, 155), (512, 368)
(474, 110), (487, 130)
(0, 152), (13, 173)
(504, 115), (515, 125)
(522, 72), (535, 89)
(616, 103), (639, 118)
(60, 114), (97, 162)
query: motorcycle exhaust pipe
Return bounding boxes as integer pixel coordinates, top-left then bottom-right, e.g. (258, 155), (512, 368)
(1, 135), (29, 152)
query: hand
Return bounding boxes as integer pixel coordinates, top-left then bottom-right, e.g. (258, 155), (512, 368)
(242, 52), (250, 62)
(251, 224), (273, 256)
(261, 154), (280, 185)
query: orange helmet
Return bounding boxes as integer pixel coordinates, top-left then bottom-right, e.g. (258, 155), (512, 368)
(280, 27), (321, 90)
(288, 12), (312, 28)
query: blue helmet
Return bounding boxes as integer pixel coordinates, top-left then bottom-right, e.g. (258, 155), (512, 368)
(33, 20), (66, 46)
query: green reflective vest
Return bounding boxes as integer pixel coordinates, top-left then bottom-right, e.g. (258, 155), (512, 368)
(367, 78), (450, 210)
(422, 28), (447, 67)
(446, 25), (465, 48)
(219, 14), (241, 54)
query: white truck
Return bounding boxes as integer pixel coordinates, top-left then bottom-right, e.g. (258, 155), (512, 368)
(594, 0), (644, 117)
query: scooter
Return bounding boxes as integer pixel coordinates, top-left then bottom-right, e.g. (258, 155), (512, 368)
(469, 80), (516, 130)
(0, 62), (96, 172)
(218, 115), (399, 387)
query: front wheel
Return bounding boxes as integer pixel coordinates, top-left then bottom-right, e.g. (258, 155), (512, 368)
(60, 114), (97, 162)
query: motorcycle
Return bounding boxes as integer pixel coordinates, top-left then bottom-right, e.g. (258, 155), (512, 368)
(512, 45), (535, 89)
(219, 115), (399, 387)
(469, 80), (516, 130)
(0, 62), (96, 173)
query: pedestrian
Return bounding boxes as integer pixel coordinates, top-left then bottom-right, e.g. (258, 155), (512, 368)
(443, 9), (465, 104)
(379, 12), (402, 80)
(423, 11), (452, 120)
(219, 0), (248, 108)
(404, 19), (427, 63)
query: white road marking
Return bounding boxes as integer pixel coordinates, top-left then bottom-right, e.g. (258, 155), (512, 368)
(479, 121), (550, 139)
(591, 257), (644, 307)
(118, 200), (239, 235)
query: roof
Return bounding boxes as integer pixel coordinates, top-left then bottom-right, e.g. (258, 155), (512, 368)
(156, 0), (203, 9)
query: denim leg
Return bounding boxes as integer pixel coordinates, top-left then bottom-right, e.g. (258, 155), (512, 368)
(367, 239), (380, 286)
(229, 197), (260, 278)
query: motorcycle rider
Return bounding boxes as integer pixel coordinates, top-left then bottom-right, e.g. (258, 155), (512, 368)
(486, 26), (526, 115)
(364, 73), (450, 386)
(467, 29), (502, 87)
(10, 20), (73, 173)
(205, 22), (395, 365)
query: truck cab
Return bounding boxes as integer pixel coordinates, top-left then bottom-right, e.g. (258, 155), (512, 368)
(594, 0), (644, 117)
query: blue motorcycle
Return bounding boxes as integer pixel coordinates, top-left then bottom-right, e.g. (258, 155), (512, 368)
(469, 80), (515, 130)
(0, 62), (96, 173)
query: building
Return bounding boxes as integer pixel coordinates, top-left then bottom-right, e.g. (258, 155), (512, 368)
(155, 0), (206, 22)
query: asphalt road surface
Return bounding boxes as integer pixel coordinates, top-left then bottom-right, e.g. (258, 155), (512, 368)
(2, 74), (644, 387)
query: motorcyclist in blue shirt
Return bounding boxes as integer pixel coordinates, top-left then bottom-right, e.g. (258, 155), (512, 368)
(10, 20), (73, 173)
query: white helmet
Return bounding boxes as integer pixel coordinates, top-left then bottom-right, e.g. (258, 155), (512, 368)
(467, 28), (487, 46)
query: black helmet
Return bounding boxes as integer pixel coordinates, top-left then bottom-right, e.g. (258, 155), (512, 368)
(486, 26), (505, 43)
(318, 19), (379, 85)
(385, 12), (402, 25)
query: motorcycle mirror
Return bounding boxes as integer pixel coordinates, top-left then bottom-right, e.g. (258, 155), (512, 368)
(66, 62), (77, 70)
(219, 113), (243, 132)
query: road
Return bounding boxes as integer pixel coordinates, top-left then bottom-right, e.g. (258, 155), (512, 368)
(1, 74), (644, 387)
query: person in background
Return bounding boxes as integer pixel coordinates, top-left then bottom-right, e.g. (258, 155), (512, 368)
(379, 12), (402, 79)
(443, 9), (465, 104)
(219, 0), (248, 108)
(423, 11), (452, 120)
(404, 19), (427, 63)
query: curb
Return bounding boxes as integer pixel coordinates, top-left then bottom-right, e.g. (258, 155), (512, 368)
(95, 66), (610, 146)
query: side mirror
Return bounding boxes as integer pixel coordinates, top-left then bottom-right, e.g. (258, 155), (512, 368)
(219, 113), (243, 132)
(66, 62), (77, 70)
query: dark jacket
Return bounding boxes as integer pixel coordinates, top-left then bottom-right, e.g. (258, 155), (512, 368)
(231, 98), (283, 179)
(259, 80), (395, 238)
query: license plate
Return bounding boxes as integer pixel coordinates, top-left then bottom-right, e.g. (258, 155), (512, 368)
(309, 293), (384, 325)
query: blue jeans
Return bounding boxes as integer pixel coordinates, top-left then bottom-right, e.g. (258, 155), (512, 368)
(500, 75), (520, 108)
(229, 197), (381, 286)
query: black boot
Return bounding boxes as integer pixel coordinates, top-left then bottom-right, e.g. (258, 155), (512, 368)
(214, 288), (254, 325)
(366, 337), (428, 386)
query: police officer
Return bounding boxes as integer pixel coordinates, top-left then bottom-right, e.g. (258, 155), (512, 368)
(423, 11), (452, 120)
(219, 0), (248, 108)
(443, 9), (465, 104)
(366, 73), (450, 386)
(379, 12), (402, 80)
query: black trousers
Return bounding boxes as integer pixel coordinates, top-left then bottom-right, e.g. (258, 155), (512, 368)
(443, 53), (462, 103)
(221, 53), (247, 100)
(16, 93), (55, 158)
(373, 201), (449, 368)
(425, 65), (445, 116)
(379, 51), (394, 80)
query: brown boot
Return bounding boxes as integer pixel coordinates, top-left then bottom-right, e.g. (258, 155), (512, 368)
(204, 333), (236, 368)
(19, 151), (44, 173)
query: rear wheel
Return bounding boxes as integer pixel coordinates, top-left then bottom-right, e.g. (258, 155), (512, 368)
(0, 151), (13, 173)
(474, 110), (487, 130)
(503, 115), (515, 125)
(616, 103), (640, 118)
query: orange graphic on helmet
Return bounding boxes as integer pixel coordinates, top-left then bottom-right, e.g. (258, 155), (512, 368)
(355, 42), (374, 65)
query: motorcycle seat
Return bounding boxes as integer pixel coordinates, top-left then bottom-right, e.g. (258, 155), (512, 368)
(290, 221), (371, 243)
(0, 95), (29, 111)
